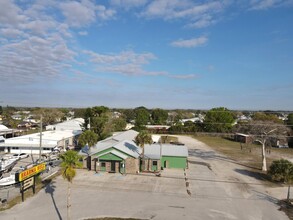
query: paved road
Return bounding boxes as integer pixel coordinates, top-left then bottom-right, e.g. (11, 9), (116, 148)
(0, 136), (289, 220)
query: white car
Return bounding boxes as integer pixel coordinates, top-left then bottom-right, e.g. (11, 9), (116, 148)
(12, 153), (29, 160)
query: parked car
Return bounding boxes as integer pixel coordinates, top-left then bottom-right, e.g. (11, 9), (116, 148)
(12, 153), (29, 160)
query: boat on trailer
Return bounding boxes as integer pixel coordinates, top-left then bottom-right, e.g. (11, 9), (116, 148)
(0, 172), (16, 187)
(0, 157), (18, 173)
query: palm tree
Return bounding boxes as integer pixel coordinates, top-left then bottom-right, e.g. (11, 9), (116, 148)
(135, 130), (153, 171)
(78, 130), (98, 148)
(59, 150), (82, 220)
(78, 130), (98, 170)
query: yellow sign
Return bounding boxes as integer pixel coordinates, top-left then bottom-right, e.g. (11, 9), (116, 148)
(17, 163), (46, 182)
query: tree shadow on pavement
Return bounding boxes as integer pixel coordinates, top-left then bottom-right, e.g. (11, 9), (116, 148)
(45, 180), (62, 220)
(251, 190), (279, 205)
(234, 169), (272, 183)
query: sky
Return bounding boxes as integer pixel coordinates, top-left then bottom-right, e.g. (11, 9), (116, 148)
(0, 0), (293, 110)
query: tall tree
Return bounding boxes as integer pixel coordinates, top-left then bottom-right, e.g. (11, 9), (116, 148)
(252, 112), (282, 124)
(73, 108), (86, 118)
(236, 121), (289, 171)
(287, 113), (293, 130)
(135, 130), (153, 171)
(134, 107), (150, 130)
(203, 107), (235, 133)
(121, 109), (136, 123)
(91, 115), (110, 140)
(151, 108), (168, 125)
(92, 106), (109, 117)
(268, 159), (293, 201)
(59, 151), (82, 220)
(78, 130), (98, 148)
(111, 117), (127, 131)
(33, 108), (64, 125)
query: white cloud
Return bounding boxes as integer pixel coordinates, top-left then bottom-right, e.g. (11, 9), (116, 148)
(0, 0), (27, 27)
(141, 0), (191, 19)
(83, 50), (156, 65)
(0, 28), (26, 38)
(110, 0), (148, 8)
(185, 14), (216, 29)
(0, 0), (77, 84)
(140, 0), (228, 29)
(101, 64), (168, 76)
(169, 74), (198, 79)
(83, 50), (165, 76)
(83, 49), (195, 79)
(60, 0), (96, 27)
(0, 35), (76, 81)
(171, 36), (208, 48)
(96, 5), (116, 20)
(60, 0), (115, 27)
(78, 31), (88, 36)
(20, 20), (56, 35)
(249, 0), (292, 10)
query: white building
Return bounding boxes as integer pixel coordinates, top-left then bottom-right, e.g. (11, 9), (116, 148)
(46, 118), (84, 131)
(0, 125), (20, 138)
(0, 130), (82, 154)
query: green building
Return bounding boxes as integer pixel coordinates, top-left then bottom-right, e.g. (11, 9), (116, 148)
(80, 130), (189, 174)
(144, 144), (188, 171)
(80, 130), (141, 174)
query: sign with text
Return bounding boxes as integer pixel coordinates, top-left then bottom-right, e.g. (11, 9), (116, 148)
(16, 163), (46, 182)
(22, 177), (34, 191)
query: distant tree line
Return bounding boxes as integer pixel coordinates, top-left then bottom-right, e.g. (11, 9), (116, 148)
(2, 105), (293, 148)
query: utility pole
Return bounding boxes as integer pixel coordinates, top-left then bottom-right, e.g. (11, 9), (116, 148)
(88, 117), (91, 130)
(39, 115), (42, 162)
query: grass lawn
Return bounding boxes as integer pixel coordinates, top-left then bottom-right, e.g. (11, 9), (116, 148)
(193, 135), (293, 171)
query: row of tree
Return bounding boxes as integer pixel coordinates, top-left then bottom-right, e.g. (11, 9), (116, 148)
(2, 105), (292, 131)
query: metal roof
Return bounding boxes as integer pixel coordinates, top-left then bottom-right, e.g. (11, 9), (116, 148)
(144, 144), (188, 159)
(110, 130), (138, 142)
(92, 149), (128, 160)
(3, 130), (82, 148)
(46, 118), (84, 131)
(90, 139), (141, 158)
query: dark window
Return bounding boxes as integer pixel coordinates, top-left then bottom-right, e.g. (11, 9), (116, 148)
(153, 161), (158, 166)
(101, 162), (106, 167)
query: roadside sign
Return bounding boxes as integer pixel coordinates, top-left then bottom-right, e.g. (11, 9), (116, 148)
(16, 163), (46, 182)
(22, 177), (34, 191)
(15, 163), (46, 202)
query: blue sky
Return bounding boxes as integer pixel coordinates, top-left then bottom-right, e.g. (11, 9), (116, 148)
(0, 0), (293, 110)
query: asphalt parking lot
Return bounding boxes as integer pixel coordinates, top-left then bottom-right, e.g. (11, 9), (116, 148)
(74, 168), (187, 196)
(0, 136), (290, 220)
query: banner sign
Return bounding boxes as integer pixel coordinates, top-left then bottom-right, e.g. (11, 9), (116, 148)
(16, 163), (46, 182)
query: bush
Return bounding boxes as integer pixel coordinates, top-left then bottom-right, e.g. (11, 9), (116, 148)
(268, 159), (293, 183)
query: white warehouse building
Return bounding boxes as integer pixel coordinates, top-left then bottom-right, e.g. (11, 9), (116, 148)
(0, 130), (82, 154)
(46, 118), (84, 131)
